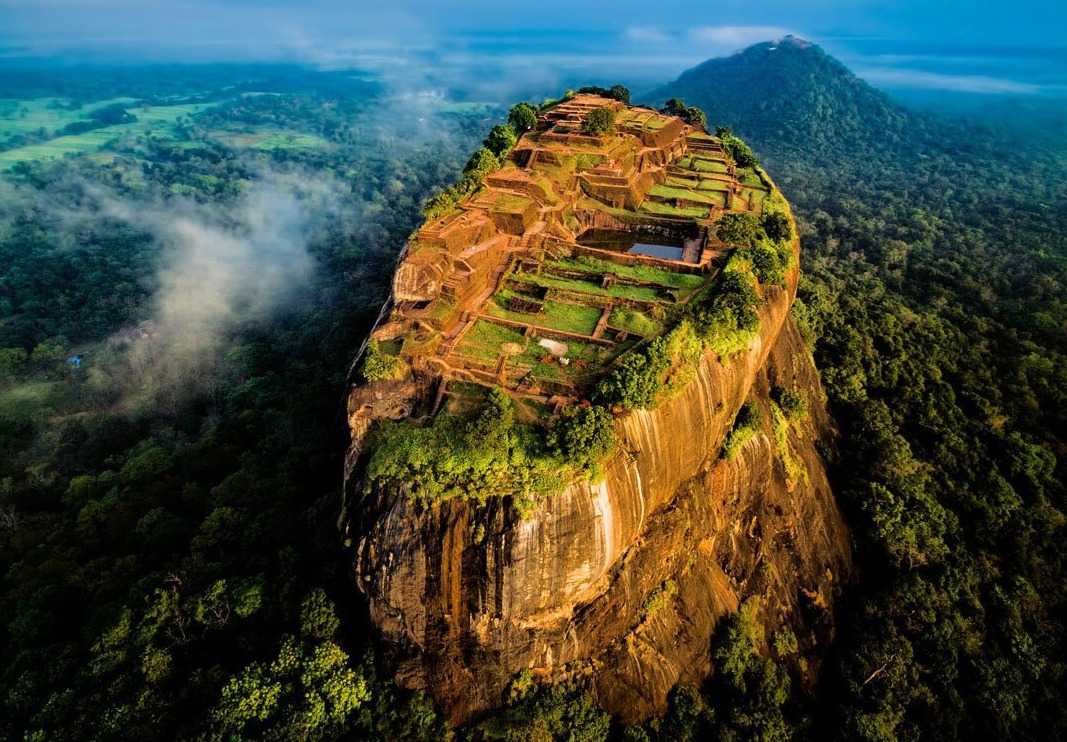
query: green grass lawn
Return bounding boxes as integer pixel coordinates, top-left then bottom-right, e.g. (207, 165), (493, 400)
(553, 256), (706, 293)
(486, 292), (603, 336)
(453, 320), (528, 363)
(251, 132), (330, 151)
(608, 307), (662, 336)
(441, 379), (491, 416)
(452, 308), (650, 388)
(0, 97), (138, 140)
(693, 189), (727, 208)
(744, 188), (767, 210)
(0, 97), (76, 137)
(512, 272), (665, 303)
(664, 175), (702, 189)
(739, 170), (766, 187)
(679, 157), (730, 174)
(0, 380), (57, 405)
(649, 184), (722, 206)
(509, 336), (632, 384)
(490, 193), (535, 213)
(696, 176), (732, 190)
(0, 101), (216, 166)
(640, 201), (710, 219)
(0, 131), (125, 164)
(209, 131), (266, 148)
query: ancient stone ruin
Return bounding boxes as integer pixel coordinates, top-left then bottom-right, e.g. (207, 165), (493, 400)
(344, 94), (852, 725)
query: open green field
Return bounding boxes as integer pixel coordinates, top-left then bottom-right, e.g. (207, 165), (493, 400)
(207, 127), (330, 151)
(649, 184), (723, 206)
(608, 307), (662, 336)
(0, 380), (57, 405)
(553, 256), (706, 293)
(677, 156), (730, 174)
(490, 193), (535, 213)
(0, 101), (217, 166)
(512, 271), (664, 303)
(696, 175), (732, 189)
(692, 189), (728, 207)
(486, 290), (604, 335)
(744, 188), (767, 209)
(506, 332), (638, 385)
(252, 132), (329, 151)
(640, 201), (710, 219)
(0, 97), (139, 139)
(452, 313), (641, 385)
(739, 170), (767, 187)
(514, 338), (613, 383)
(453, 320), (527, 363)
(664, 175), (701, 189)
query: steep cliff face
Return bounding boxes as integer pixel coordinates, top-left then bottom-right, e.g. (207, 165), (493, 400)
(351, 268), (850, 725)
(344, 95), (852, 724)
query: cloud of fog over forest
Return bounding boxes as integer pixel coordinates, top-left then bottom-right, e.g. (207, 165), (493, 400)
(85, 174), (334, 408)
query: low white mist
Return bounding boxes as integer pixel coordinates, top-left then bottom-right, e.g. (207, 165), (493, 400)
(98, 179), (322, 411)
(154, 186), (314, 364)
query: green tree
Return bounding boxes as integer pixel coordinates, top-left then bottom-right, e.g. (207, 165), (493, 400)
(465, 386), (514, 451)
(508, 102), (538, 133)
(212, 591), (368, 739)
(761, 211), (792, 243)
(551, 405), (617, 476)
(300, 587), (341, 640)
(596, 348), (664, 410)
(721, 133), (758, 168)
(464, 147), (500, 178)
(0, 347), (28, 379)
(360, 339), (406, 382)
(717, 213), (763, 247)
(660, 99), (706, 128)
(662, 99), (688, 117)
(710, 600), (794, 742)
(582, 106), (617, 137)
(484, 124), (518, 157)
(577, 84), (630, 103)
(480, 682), (610, 741)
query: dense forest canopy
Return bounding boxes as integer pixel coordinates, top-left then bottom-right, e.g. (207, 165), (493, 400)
(0, 64), (493, 740)
(650, 39), (1067, 740)
(1, 49), (1066, 740)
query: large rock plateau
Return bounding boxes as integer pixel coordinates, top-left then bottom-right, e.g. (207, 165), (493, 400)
(344, 95), (852, 724)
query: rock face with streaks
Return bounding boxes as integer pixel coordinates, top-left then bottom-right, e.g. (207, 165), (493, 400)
(344, 95), (852, 725)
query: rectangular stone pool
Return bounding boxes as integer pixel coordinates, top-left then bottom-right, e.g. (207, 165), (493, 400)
(577, 229), (687, 261)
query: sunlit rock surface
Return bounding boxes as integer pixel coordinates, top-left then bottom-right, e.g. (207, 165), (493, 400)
(344, 95), (852, 724)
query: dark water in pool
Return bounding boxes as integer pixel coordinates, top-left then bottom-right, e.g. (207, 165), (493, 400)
(578, 229), (685, 261)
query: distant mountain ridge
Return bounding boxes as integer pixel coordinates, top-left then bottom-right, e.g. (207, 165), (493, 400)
(645, 36), (923, 163)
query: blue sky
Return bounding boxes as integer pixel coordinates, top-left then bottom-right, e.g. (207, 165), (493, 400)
(2, 0), (1065, 97)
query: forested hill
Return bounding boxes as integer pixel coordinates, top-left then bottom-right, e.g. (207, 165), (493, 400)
(646, 36), (920, 163)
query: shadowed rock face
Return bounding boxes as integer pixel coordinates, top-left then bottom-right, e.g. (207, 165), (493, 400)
(346, 233), (852, 723)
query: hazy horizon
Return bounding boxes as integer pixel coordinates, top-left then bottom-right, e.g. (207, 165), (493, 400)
(2, 0), (1066, 101)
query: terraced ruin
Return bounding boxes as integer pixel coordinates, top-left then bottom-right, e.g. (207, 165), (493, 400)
(345, 94), (851, 724)
(364, 94), (775, 414)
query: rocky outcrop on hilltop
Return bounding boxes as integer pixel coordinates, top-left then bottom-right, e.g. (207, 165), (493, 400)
(344, 94), (852, 724)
